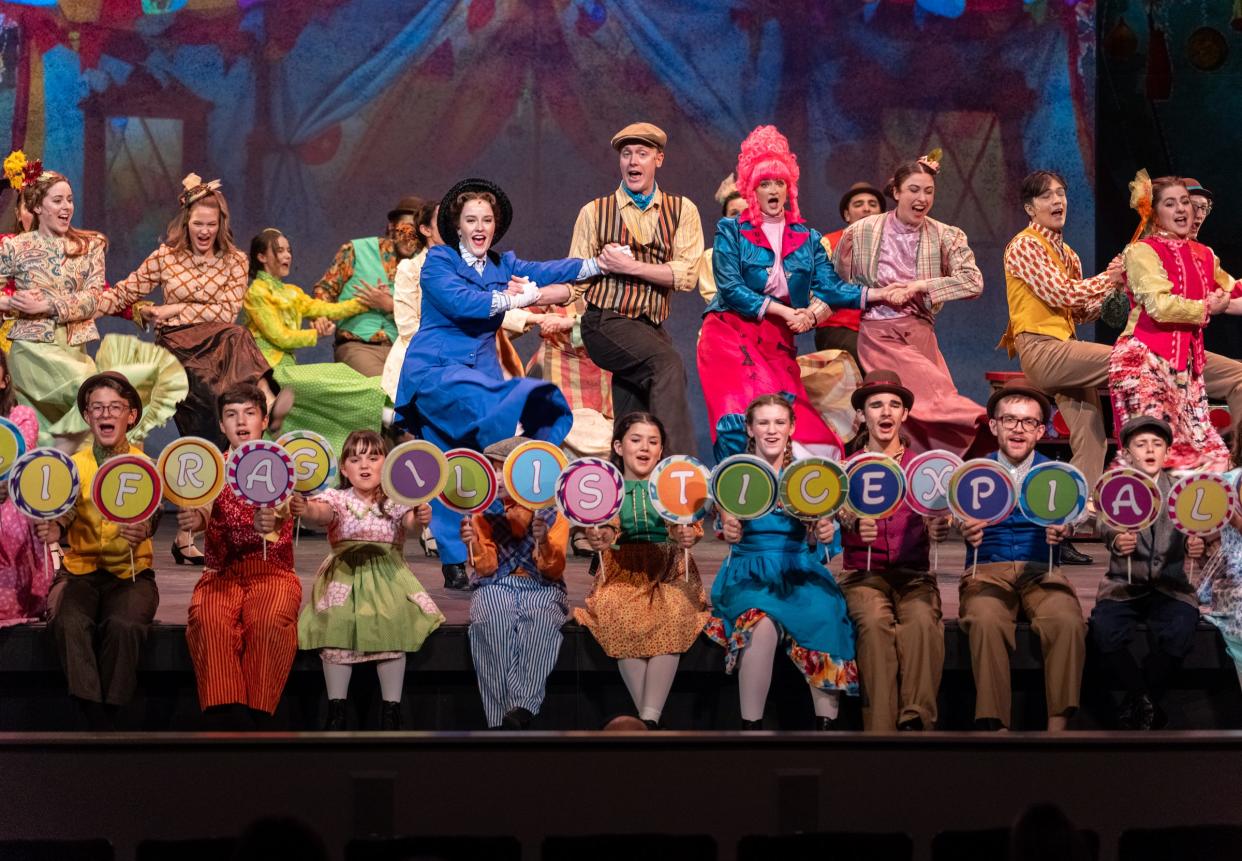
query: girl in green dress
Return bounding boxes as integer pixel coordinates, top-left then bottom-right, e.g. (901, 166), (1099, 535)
(293, 430), (444, 730)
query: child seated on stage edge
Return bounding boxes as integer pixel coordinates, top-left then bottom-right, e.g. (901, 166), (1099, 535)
(295, 430), (442, 731)
(41, 372), (159, 730)
(1091, 416), (1203, 730)
(179, 384), (303, 729)
(460, 436), (570, 730)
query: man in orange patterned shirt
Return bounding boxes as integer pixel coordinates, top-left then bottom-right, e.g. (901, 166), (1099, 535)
(999, 171), (1122, 507)
(313, 196), (425, 378)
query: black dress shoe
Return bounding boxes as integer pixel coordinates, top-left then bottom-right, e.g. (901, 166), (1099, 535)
(1059, 540), (1094, 565)
(502, 707), (533, 730)
(324, 698), (347, 731)
(897, 716), (924, 731)
(379, 701), (403, 731)
(740, 719), (764, 730)
(973, 717), (1005, 731)
(642, 719), (661, 730)
(814, 716), (841, 731)
(442, 563), (470, 590)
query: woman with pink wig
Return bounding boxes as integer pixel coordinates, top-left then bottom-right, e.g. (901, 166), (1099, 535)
(697, 126), (901, 456)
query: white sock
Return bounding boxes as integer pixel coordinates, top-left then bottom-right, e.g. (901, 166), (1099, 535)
(381, 406), (395, 427)
(376, 655), (407, 703)
(810, 686), (841, 719)
(737, 617), (779, 721)
(639, 653), (680, 723)
(321, 658), (352, 700)
(617, 658), (647, 713)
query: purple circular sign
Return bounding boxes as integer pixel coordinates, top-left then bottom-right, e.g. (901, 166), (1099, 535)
(1093, 467), (1161, 532)
(226, 441), (294, 509)
(381, 441), (448, 507)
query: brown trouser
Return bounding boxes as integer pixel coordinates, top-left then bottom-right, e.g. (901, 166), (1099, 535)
(1016, 333), (1242, 489)
(841, 568), (943, 731)
(334, 338), (390, 378)
(47, 569), (159, 705)
(958, 562), (1085, 727)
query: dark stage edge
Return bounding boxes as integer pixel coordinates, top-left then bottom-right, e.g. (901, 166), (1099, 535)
(3, 732), (1242, 861)
(1, 618), (1240, 732)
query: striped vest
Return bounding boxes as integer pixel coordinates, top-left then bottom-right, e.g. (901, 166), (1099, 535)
(584, 191), (683, 323)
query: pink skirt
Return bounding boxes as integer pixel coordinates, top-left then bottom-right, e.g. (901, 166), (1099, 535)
(697, 311), (842, 453)
(858, 315), (985, 456)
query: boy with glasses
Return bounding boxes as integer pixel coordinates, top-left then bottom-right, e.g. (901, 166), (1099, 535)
(956, 376), (1087, 731)
(40, 372), (160, 729)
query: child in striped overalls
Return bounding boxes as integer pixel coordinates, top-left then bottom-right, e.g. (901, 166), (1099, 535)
(460, 436), (570, 729)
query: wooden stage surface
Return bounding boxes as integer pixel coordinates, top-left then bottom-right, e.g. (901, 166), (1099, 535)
(144, 521), (1110, 626)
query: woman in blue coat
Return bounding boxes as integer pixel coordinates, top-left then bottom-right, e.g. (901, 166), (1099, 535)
(696, 126), (899, 457)
(394, 178), (606, 585)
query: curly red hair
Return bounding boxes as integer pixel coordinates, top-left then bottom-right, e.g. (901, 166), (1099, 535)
(736, 125), (801, 222)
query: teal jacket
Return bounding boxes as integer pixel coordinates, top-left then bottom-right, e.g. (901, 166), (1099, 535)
(704, 216), (864, 319)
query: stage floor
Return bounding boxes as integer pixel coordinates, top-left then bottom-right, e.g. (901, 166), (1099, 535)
(144, 521), (1108, 626)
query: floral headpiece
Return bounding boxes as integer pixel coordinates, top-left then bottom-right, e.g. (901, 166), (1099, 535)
(736, 125), (801, 222)
(1128, 168), (1153, 243)
(917, 148), (943, 174)
(714, 172), (739, 206)
(179, 172), (222, 208)
(4, 150), (47, 191)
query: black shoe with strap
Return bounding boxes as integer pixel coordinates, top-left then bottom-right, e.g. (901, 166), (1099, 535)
(814, 716), (841, 731)
(740, 719), (764, 730)
(172, 540), (205, 566)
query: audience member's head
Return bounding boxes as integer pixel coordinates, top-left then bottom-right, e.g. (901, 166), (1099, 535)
(232, 816), (328, 861)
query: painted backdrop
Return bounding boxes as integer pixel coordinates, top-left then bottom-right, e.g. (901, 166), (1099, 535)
(0, 0), (1096, 459)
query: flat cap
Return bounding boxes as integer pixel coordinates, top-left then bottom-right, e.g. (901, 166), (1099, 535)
(483, 436), (531, 462)
(611, 122), (667, 151)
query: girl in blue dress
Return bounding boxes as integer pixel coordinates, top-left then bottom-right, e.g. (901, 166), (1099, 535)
(393, 178), (608, 585)
(705, 393), (859, 729)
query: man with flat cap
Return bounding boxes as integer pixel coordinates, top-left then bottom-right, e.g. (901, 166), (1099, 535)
(815, 181), (887, 365)
(568, 122), (703, 455)
(314, 194), (429, 378)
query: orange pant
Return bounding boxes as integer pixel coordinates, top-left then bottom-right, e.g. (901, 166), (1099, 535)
(186, 562), (302, 714)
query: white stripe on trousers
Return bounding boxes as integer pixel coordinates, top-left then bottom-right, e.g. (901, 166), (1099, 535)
(468, 576), (568, 727)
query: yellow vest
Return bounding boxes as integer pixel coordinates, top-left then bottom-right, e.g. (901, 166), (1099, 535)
(63, 444), (155, 580)
(998, 227), (1076, 358)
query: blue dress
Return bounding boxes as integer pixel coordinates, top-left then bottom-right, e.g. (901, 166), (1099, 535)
(705, 413), (859, 694)
(394, 244), (586, 448)
(394, 244), (587, 565)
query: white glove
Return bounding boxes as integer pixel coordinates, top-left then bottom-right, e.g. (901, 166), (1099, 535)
(509, 279), (542, 309)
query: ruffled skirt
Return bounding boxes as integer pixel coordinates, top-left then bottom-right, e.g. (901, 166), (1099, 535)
(1108, 336), (1227, 472)
(706, 546), (858, 693)
(11, 331), (187, 446)
(573, 542), (710, 659)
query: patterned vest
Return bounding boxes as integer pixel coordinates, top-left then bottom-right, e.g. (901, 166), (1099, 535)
(1000, 227), (1078, 355)
(337, 237), (397, 343)
(584, 191), (683, 323)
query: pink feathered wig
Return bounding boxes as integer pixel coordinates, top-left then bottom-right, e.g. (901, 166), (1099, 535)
(736, 125), (801, 222)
